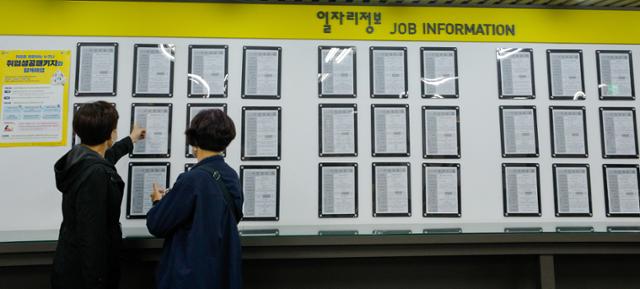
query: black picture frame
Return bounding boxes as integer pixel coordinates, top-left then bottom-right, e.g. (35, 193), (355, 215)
(422, 163), (461, 217)
(546, 49), (586, 100)
(599, 107), (639, 159)
(497, 48), (535, 99)
(596, 50), (636, 100)
(240, 165), (281, 221)
(371, 104), (410, 157)
(241, 106), (282, 161)
(372, 162), (412, 217)
(72, 102), (116, 146)
(75, 42), (118, 97)
(132, 44), (174, 98)
(187, 45), (228, 98)
(129, 103), (173, 158)
(318, 103), (358, 157)
(420, 47), (459, 99)
(502, 163), (542, 217)
(184, 163), (195, 172)
(318, 162), (359, 218)
(126, 162), (171, 219)
(241, 46), (282, 99)
(422, 106), (461, 159)
(549, 106), (588, 158)
(552, 163), (593, 217)
(499, 105), (540, 158)
(603, 164), (640, 217)
(318, 46), (357, 98)
(369, 46), (408, 98)
(185, 103), (227, 158)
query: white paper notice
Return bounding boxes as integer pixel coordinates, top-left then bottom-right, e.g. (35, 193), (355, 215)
(499, 50), (533, 96)
(425, 108), (458, 156)
(320, 48), (355, 96)
(375, 165), (409, 214)
(425, 166), (459, 214)
(244, 49), (279, 96)
(135, 46), (172, 95)
(321, 166), (356, 215)
(505, 167), (539, 214)
(502, 108), (537, 155)
(606, 167), (640, 214)
(372, 49), (406, 96)
(243, 168), (278, 218)
(555, 167), (590, 214)
(374, 107), (408, 154)
(244, 109), (279, 158)
(133, 106), (170, 155)
(77, 45), (116, 94)
(1, 84), (63, 143)
(190, 48), (226, 96)
(552, 109), (586, 155)
(598, 52), (633, 97)
(321, 107), (356, 155)
(130, 165), (167, 216)
(422, 50), (457, 96)
(602, 110), (637, 156)
(549, 52), (583, 97)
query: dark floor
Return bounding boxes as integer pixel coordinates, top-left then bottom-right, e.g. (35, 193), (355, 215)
(1, 255), (639, 289)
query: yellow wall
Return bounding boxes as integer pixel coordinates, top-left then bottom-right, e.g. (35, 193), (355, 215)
(0, 0), (639, 44)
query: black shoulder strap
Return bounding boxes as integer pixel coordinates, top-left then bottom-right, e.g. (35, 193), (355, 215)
(196, 166), (243, 224)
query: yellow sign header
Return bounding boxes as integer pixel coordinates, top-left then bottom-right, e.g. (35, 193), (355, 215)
(0, 0), (639, 44)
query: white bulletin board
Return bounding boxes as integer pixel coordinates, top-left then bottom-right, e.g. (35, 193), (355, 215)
(0, 35), (638, 232)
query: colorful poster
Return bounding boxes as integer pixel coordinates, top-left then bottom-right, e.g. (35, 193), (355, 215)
(0, 50), (70, 147)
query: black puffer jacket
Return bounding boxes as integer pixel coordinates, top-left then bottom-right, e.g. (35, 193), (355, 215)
(51, 137), (132, 289)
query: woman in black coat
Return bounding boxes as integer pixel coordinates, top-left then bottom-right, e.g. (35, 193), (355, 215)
(52, 101), (145, 289)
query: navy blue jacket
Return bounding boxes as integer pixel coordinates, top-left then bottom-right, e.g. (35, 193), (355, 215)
(146, 156), (243, 289)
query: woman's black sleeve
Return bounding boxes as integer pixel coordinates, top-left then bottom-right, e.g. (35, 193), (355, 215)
(105, 137), (133, 165)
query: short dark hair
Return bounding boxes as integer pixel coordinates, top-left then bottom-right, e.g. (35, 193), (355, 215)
(73, 101), (119, 146)
(186, 109), (236, 152)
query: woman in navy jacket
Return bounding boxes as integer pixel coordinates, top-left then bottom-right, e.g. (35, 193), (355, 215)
(146, 109), (243, 289)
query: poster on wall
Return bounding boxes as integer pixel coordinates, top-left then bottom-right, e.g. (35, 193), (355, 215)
(372, 162), (411, 217)
(127, 162), (170, 219)
(188, 45), (228, 98)
(502, 163), (541, 216)
(318, 46), (356, 98)
(603, 164), (640, 217)
(549, 106), (588, 158)
(599, 107), (638, 159)
(421, 47), (459, 98)
(552, 164), (592, 217)
(132, 44), (174, 98)
(497, 48), (535, 99)
(546, 50), (585, 100)
(371, 104), (410, 157)
(241, 165), (281, 221)
(499, 105), (539, 158)
(130, 103), (172, 158)
(242, 46), (281, 99)
(596, 50), (635, 100)
(318, 163), (358, 218)
(75, 42), (118, 97)
(422, 163), (461, 217)
(0, 50), (70, 147)
(422, 106), (460, 159)
(370, 47), (408, 98)
(319, 103), (358, 157)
